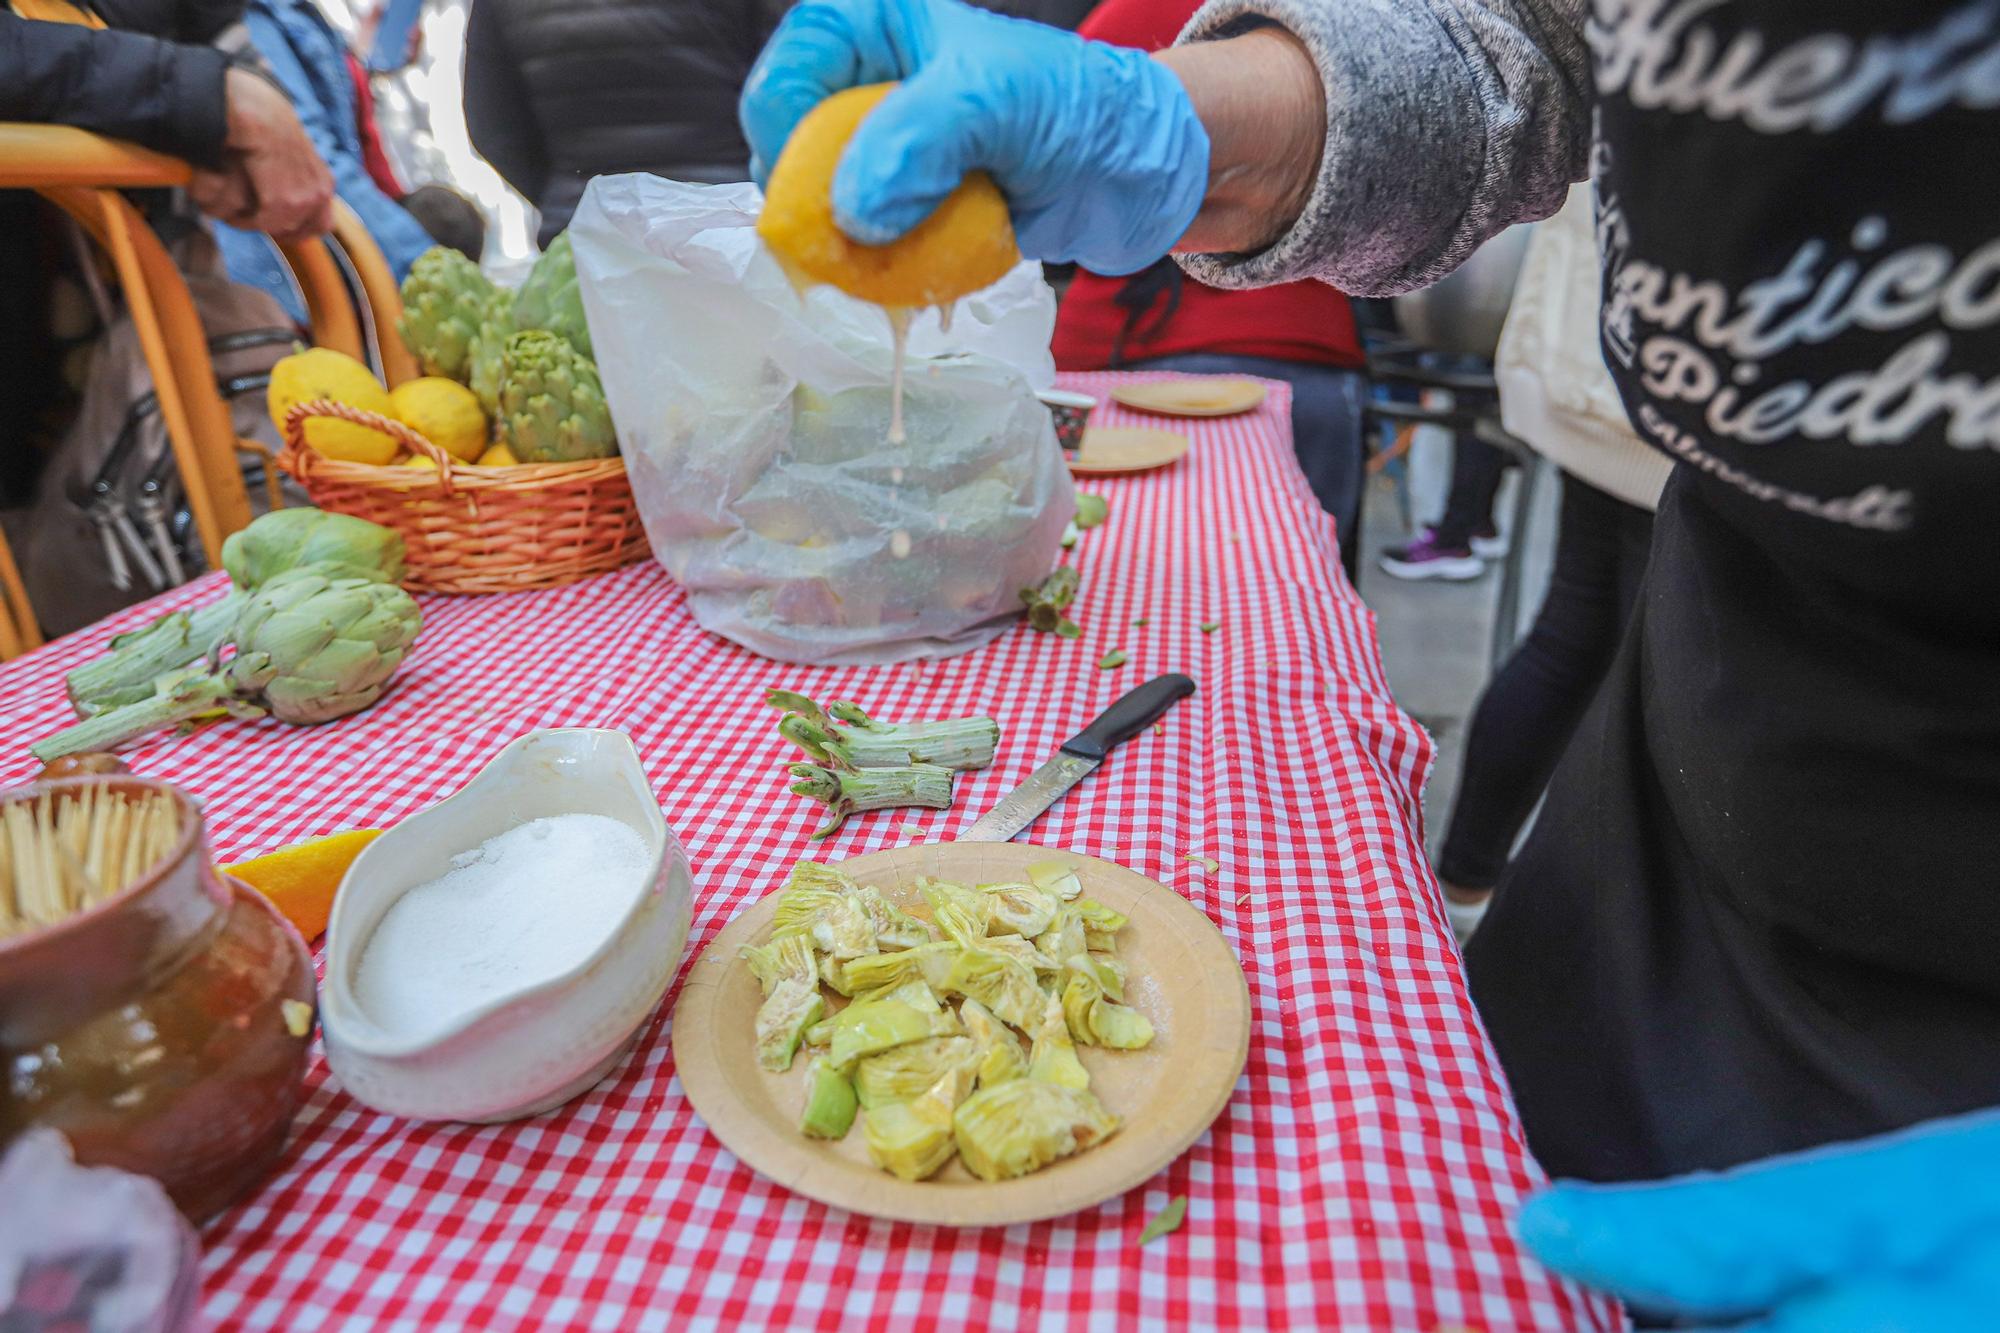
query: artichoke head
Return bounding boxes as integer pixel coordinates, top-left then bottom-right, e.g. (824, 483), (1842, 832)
(396, 246), (497, 382)
(467, 288), (516, 416)
(498, 330), (617, 462)
(226, 566), (422, 724)
(220, 508), (405, 589)
(513, 232), (593, 358)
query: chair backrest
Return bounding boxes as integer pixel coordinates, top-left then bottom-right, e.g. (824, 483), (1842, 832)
(330, 200), (421, 387)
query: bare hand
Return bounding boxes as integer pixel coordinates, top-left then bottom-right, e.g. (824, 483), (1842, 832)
(189, 69), (334, 242)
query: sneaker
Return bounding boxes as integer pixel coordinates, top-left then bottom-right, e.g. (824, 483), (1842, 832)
(1378, 530), (1485, 581)
(1469, 523), (1509, 559)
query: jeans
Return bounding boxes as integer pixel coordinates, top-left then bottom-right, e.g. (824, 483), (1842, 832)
(1128, 353), (1367, 567)
(1437, 473), (1655, 889)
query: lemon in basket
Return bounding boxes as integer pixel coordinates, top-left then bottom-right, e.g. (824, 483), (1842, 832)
(268, 348), (400, 466)
(390, 377), (489, 462)
(757, 83), (1018, 308)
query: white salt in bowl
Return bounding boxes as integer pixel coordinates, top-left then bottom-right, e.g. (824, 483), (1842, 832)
(320, 729), (692, 1122)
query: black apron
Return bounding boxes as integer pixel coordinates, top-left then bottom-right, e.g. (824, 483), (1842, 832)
(1466, 0), (2000, 1182)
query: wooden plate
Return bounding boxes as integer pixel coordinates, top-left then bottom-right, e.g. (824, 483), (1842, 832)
(1067, 427), (1191, 476)
(1112, 379), (1268, 417)
(672, 843), (1249, 1227)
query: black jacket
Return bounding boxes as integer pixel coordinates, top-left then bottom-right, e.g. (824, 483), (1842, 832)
(463, 0), (1102, 247)
(464, 0), (789, 247)
(0, 1), (246, 168)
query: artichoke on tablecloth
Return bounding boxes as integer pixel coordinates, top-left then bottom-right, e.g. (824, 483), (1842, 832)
(498, 330), (617, 462)
(397, 246), (498, 382)
(513, 232), (593, 359)
(64, 510), (404, 717)
(32, 568), (422, 761)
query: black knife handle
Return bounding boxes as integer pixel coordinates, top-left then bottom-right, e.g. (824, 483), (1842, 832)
(1059, 673), (1196, 762)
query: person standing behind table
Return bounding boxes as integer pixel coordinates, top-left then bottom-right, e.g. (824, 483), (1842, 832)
(1050, 0), (1368, 573)
(739, 0), (2000, 1191)
(463, 0), (793, 248)
(1434, 182), (1672, 942)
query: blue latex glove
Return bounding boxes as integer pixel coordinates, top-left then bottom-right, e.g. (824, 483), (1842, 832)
(1518, 1110), (2000, 1331)
(738, 0), (1210, 276)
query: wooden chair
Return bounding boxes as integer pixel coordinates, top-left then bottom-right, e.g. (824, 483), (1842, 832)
(0, 123), (428, 660)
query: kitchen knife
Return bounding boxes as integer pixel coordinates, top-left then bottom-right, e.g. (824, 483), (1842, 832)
(957, 673), (1195, 843)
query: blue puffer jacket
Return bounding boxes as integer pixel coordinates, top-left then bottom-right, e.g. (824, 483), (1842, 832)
(212, 0), (433, 322)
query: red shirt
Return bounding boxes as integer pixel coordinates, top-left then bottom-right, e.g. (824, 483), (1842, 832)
(1048, 0), (1364, 373)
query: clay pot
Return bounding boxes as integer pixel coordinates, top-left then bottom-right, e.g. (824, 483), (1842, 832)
(0, 777), (316, 1224)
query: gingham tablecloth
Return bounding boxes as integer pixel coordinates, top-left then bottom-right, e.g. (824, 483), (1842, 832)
(0, 372), (1618, 1332)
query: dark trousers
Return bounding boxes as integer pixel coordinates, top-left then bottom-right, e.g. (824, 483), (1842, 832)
(1434, 433), (1509, 547)
(1437, 474), (1654, 888)
(1128, 352), (1367, 570)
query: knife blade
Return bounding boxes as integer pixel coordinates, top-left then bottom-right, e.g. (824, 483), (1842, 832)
(958, 673), (1195, 842)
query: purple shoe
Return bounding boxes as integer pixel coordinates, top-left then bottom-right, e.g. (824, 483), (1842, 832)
(1378, 529), (1485, 581)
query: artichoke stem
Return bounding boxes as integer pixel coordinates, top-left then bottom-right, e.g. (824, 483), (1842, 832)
(33, 673), (247, 762)
(64, 594), (240, 716)
(1021, 567), (1080, 633)
(782, 714), (997, 772)
(788, 762), (956, 840)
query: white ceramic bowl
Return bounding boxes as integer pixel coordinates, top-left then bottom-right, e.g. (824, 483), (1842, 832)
(320, 729), (692, 1122)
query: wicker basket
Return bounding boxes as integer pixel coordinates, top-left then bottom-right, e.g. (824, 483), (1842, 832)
(277, 400), (651, 595)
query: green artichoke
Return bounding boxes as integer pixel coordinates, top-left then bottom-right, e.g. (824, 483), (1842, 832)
(513, 232), (593, 359)
(397, 246), (497, 382)
(34, 566), (422, 760)
(466, 288), (516, 416)
(498, 330), (617, 462)
(65, 509), (404, 716)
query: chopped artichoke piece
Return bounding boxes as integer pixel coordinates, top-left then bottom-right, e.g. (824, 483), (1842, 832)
(827, 992), (961, 1071)
(755, 976), (824, 1072)
(865, 1064), (974, 1181)
(1035, 904), (1086, 973)
(981, 882), (1059, 937)
(1062, 968), (1154, 1050)
(952, 1079), (1121, 1182)
(854, 1035), (977, 1109)
(1064, 944), (1128, 996)
(1026, 861), (1086, 900)
(943, 946), (1046, 1031)
(804, 1017), (836, 1048)
(1074, 898), (1129, 935)
(1077, 898), (1129, 953)
(841, 940), (960, 995)
(1027, 991), (1091, 1090)
(959, 996), (1027, 1088)
(918, 878), (991, 944)
(800, 1057), (859, 1139)
(788, 860), (856, 894)
(983, 934), (1058, 974)
(771, 885), (846, 938)
(740, 935), (817, 995)
(856, 884), (936, 950)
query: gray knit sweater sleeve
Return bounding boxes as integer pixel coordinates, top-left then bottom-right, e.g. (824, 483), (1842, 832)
(1176, 0), (1592, 297)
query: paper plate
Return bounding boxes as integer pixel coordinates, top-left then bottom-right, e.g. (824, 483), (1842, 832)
(1111, 379), (1268, 417)
(1067, 427), (1191, 476)
(672, 842), (1249, 1227)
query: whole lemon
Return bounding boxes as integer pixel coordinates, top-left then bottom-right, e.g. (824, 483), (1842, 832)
(267, 348), (400, 465)
(390, 376), (489, 462)
(476, 442), (520, 467)
(757, 83), (1019, 309)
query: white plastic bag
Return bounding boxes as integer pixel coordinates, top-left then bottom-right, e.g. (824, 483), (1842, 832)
(569, 174), (1073, 664)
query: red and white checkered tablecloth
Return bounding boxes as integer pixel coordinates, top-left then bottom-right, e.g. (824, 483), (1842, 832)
(0, 372), (1618, 1332)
